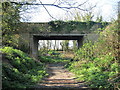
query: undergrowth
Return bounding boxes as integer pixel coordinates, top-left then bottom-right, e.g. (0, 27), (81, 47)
(38, 50), (71, 63)
(66, 21), (120, 88)
(1, 47), (48, 89)
(39, 55), (70, 63)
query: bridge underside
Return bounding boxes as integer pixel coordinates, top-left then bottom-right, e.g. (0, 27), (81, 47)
(31, 34), (84, 59)
(33, 34), (84, 40)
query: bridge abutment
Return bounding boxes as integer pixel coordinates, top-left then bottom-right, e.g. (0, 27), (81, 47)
(77, 37), (84, 49)
(30, 35), (39, 60)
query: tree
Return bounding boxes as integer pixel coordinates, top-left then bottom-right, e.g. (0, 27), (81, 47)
(61, 40), (69, 52)
(54, 40), (57, 50)
(96, 15), (103, 22)
(73, 9), (94, 22)
(10, 0), (95, 20)
(2, 2), (22, 47)
(73, 40), (78, 51)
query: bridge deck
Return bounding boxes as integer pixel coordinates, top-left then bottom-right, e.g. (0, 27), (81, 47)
(33, 34), (86, 40)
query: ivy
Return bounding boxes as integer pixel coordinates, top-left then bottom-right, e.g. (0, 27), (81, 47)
(48, 20), (109, 33)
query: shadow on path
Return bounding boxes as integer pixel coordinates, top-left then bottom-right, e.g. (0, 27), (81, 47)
(35, 63), (88, 89)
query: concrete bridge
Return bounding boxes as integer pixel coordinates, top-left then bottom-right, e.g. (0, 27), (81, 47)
(31, 34), (84, 58)
(18, 21), (108, 59)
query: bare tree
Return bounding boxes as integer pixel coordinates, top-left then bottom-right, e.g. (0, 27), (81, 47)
(9, 0), (96, 20)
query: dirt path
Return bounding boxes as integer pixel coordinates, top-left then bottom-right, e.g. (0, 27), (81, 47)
(35, 63), (87, 89)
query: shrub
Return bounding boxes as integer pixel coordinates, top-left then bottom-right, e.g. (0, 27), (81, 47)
(66, 21), (119, 88)
(1, 47), (47, 88)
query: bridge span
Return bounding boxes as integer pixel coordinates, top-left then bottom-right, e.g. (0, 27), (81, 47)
(31, 34), (85, 59)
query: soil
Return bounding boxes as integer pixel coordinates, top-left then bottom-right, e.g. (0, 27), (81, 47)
(35, 63), (87, 89)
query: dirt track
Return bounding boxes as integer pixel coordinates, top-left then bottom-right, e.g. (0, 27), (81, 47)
(36, 63), (87, 89)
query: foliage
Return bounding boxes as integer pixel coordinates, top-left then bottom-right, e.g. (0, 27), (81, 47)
(66, 21), (120, 88)
(74, 11), (94, 22)
(96, 16), (103, 22)
(48, 20), (65, 32)
(61, 40), (69, 52)
(39, 50), (70, 63)
(39, 56), (70, 63)
(72, 40), (78, 52)
(1, 47), (47, 89)
(48, 20), (108, 33)
(2, 2), (21, 47)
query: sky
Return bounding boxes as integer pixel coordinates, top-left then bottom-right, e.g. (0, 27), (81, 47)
(20, 0), (120, 22)
(38, 40), (74, 50)
(19, 0), (120, 49)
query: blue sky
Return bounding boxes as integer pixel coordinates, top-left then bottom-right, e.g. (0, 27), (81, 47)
(20, 0), (120, 22)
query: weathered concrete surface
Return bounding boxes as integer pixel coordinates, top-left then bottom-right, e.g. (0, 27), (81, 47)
(30, 34), (84, 59)
(18, 21), (108, 59)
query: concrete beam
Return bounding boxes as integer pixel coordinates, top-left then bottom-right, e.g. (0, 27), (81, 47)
(33, 34), (87, 36)
(33, 34), (85, 40)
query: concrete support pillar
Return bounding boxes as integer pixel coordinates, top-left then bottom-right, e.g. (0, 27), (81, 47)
(30, 35), (39, 60)
(34, 37), (39, 59)
(77, 37), (84, 49)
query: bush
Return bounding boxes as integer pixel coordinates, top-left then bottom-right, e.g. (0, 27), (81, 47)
(1, 47), (47, 88)
(66, 21), (120, 88)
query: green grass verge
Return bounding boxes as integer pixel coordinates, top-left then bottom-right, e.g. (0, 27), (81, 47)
(39, 55), (70, 63)
(1, 47), (48, 89)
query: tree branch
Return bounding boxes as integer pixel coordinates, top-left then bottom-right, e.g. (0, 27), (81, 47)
(38, 0), (57, 20)
(10, 1), (90, 11)
(10, 1), (96, 21)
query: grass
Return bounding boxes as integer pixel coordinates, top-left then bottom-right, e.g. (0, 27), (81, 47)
(1, 47), (48, 89)
(1, 48), (73, 88)
(39, 55), (71, 63)
(38, 50), (72, 63)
